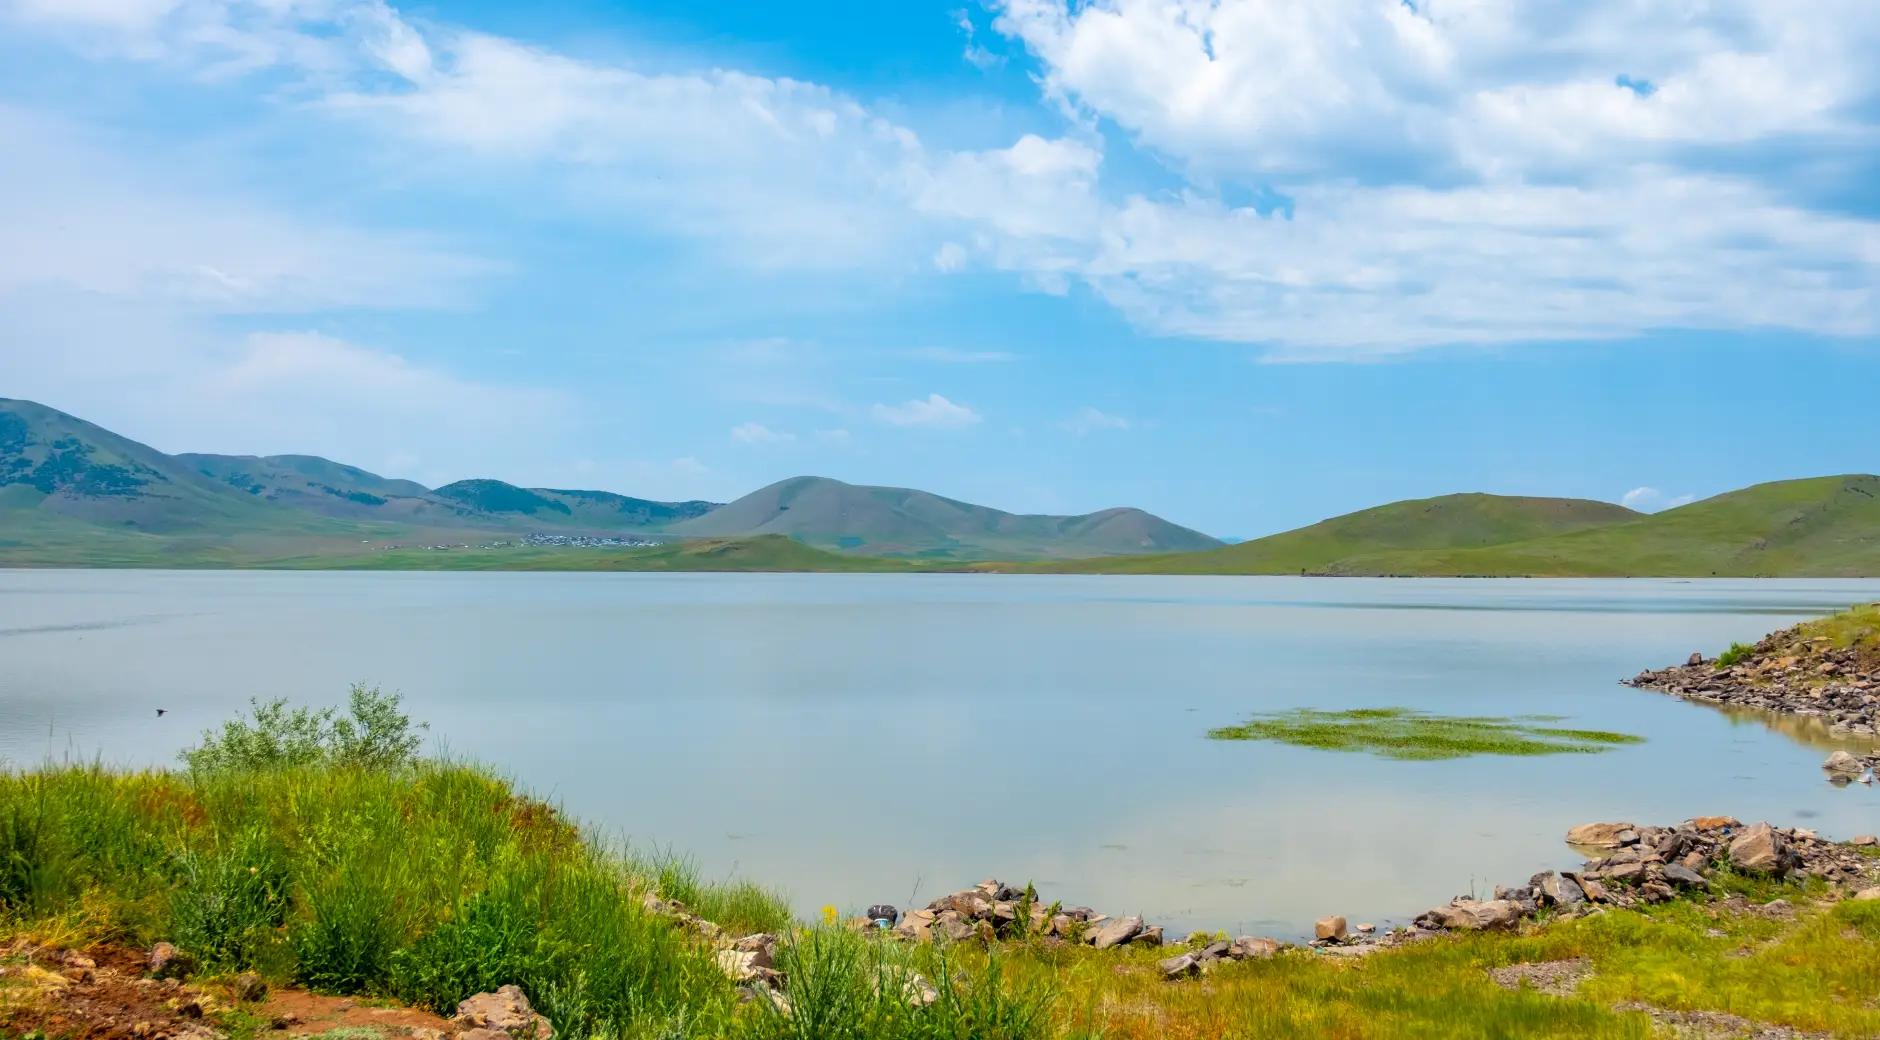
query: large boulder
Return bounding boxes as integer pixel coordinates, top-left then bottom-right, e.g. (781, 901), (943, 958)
(451, 986), (552, 1040)
(1313, 916), (1347, 942)
(1230, 936), (1281, 960)
(1424, 899), (1523, 931)
(1535, 872), (1585, 908)
(1727, 823), (1795, 876)
(1566, 822), (1639, 848)
(1087, 915), (1144, 950)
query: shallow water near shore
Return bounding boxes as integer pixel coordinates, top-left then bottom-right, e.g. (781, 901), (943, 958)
(4, 570), (1878, 937)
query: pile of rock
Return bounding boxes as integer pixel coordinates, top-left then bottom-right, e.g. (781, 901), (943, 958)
(1401, 818), (1879, 938)
(1627, 639), (1879, 738)
(1823, 749), (1879, 784)
(889, 879), (1166, 950)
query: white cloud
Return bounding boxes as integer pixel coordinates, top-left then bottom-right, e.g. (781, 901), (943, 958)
(814, 428), (852, 444)
(870, 393), (983, 429)
(0, 105), (488, 313)
(729, 421), (794, 445)
(1621, 486), (1698, 513)
(10, 0), (1880, 356)
(1062, 406), (1131, 435)
(905, 347), (1018, 364)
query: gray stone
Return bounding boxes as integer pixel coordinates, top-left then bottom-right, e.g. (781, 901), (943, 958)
(1824, 750), (1863, 775)
(1088, 915), (1144, 950)
(1661, 863), (1708, 889)
(1728, 823), (1793, 875)
(1159, 953), (1200, 980)
(1426, 899), (1522, 931)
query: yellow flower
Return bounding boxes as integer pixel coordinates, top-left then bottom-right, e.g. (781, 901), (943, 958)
(820, 904), (839, 926)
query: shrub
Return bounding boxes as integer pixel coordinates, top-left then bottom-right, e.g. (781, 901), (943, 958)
(184, 685), (426, 774)
(1716, 642), (1755, 668)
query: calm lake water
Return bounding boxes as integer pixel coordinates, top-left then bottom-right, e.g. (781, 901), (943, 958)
(4, 570), (1878, 937)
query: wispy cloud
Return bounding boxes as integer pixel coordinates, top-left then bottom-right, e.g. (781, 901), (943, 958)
(729, 421), (794, 445)
(1062, 406), (1131, 435)
(905, 347), (1019, 364)
(1621, 486), (1697, 512)
(871, 393), (983, 429)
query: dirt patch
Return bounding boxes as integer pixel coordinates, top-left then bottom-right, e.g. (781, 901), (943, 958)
(1616, 1003), (1834, 1040)
(262, 989), (449, 1039)
(0, 943), (450, 1040)
(1488, 958), (1590, 997)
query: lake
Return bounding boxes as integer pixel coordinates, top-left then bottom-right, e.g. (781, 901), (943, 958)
(3, 570), (1878, 938)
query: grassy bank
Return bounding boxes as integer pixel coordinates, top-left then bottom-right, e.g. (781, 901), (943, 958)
(4, 696), (1879, 1039)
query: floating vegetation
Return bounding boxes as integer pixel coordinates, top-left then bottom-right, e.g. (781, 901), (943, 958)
(1207, 707), (1644, 761)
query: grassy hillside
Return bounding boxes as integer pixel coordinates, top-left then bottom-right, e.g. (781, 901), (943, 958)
(671, 475), (1221, 560)
(1024, 493), (1640, 575)
(1333, 475), (1880, 577)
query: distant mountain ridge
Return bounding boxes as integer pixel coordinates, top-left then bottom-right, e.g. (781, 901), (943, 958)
(0, 398), (1215, 562)
(669, 475), (1223, 559)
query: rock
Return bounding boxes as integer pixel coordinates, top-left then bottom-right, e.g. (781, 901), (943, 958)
(1132, 925), (1164, 947)
(734, 933), (779, 970)
(1313, 916), (1348, 942)
(1160, 953), (1201, 980)
(1578, 877), (1610, 903)
(1356, 923), (1376, 934)
(231, 972), (268, 1002)
(1689, 816), (1741, 831)
(1852, 835), (1878, 846)
(1728, 823), (1794, 875)
(935, 910), (977, 943)
(1687, 652), (1706, 666)
(148, 942), (195, 981)
(1661, 863), (1708, 889)
(1537, 872), (1586, 908)
(866, 904), (900, 926)
(896, 909), (935, 942)
(1824, 750), (1864, 775)
(1566, 822), (1639, 848)
(1425, 900), (1522, 931)
(1853, 888), (1880, 902)
(876, 967), (938, 1007)
(1229, 936), (1281, 960)
(716, 949), (761, 984)
(1088, 915), (1144, 950)
(451, 986), (553, 1040)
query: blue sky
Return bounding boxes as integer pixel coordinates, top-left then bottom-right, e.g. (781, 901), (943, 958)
(2, 1), (1878, 538)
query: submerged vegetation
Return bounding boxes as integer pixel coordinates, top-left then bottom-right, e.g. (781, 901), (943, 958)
(1207, 707), (1645, 760)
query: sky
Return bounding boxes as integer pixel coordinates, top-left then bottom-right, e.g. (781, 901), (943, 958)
(1, 1), (1877, 539)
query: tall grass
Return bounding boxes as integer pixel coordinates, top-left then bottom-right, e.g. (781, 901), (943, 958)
(0, 761), (770, 1038)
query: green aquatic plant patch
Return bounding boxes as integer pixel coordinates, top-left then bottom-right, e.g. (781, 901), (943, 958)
(1207, 707), (1644, 760)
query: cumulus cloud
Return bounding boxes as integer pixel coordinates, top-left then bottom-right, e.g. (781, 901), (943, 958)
(871, 393), (983, 429)
(1621, 486), (1698, 513)
(9, 0), (1880, 356)
(729, 422), (794, 445)
(1062, 406), (1131, 435)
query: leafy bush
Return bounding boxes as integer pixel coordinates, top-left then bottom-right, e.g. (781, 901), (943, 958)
(1716, 641), (1755, 667)
(184, 685), (426, 774)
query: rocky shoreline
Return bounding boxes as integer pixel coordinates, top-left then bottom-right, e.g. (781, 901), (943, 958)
(644, 816), (1880, 1000)
(1625, 606), (1880, 781)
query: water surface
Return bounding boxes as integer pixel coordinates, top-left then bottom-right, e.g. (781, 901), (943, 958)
(4, 571), (1877, 937)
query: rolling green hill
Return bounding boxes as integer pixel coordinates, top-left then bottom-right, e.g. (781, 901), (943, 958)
(668, 475), (1222, 559)
(1330, 475), (1880, 577)
(1029, 477), (1880, 577)
(1030, 492), (1641, 574)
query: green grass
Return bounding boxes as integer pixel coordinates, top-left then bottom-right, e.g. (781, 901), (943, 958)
(1020, 474), (1880, 577)
(1794, 602), (1880, 658)
(1715, 641), (1755, 667)
(1207, 707), (1645, 760)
